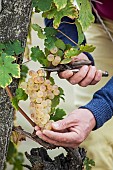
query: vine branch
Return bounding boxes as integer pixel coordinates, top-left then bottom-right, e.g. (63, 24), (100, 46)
(5, 86), (36, 127)
(13, 126), (56, 149)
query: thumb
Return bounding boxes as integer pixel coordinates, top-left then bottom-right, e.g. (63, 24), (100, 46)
(52, 115), (76, 131)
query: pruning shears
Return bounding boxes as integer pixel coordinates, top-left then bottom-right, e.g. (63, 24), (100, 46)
(42, 60), (109, 77)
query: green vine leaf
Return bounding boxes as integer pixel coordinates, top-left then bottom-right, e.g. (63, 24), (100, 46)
(80, 44), (96, 53)
(6, 141), (24, 170)
(31, 46), (48, 66)
(43, 1), (78, 28)
(50, 108), (66, 121)
(0, 53), (20, 88)
(60, 58), (72, 64)
(64, 47), (81, 58)
(55, 39), (66, 51)
(76, 0), (94, 31)
(12, 88), (28, 110)
(16, 88), (28, 101)
(44, 27), (58, 37)
(32, 24), (46, 39)
(36, 0), (53, 11)
(75, 19), (84, 44)
(51, 96), (60, 108)
(20, 65), (29, 83)
(53, 0), (67, 10)
(4, 40), (24, 56)
(84, 157), (95, 170)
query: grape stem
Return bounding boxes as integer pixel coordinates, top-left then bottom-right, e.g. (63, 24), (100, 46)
(13, 126), (56, 149)
(5, 86), (36, 127)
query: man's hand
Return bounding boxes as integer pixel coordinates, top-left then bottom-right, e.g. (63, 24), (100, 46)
(35, 109), (96, 148)
(59, 53), (102, 87)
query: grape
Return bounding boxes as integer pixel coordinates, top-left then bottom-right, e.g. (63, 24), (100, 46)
(50, 47), (58, 54)
(46, 99), (52, 106)
(20, 82), (27, 89)
(52, 84), (58, 91)
(36, 97), (43, 104)
(41, 100), (48, 107)
(54, 56), (61, 63)
(44, 121), (53, 130)
(40, 84), (46, 91)
(53, 89), (60, 96)
(47, 54), (54, 61)
(37, 91), (43, 98)
(52, 60), (59, 66)
(44, 79), (51, 86)
(25, 69), (63, 130)
(37, 69), (45, 77)
(29, 70), (38, 78)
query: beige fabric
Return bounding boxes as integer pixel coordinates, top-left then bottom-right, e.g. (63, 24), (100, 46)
(74, 19), (113, 170)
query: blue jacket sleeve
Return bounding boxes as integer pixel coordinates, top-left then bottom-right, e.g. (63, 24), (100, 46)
(45, 17), (94, 65)
(80, 77), (113, 129)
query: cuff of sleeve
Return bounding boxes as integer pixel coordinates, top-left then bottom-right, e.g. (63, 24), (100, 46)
(80, 98), (113, 130)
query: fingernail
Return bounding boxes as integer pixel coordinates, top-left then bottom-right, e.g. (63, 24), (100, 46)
(53, 122), (59, 129)
(84, 65), (88, 71)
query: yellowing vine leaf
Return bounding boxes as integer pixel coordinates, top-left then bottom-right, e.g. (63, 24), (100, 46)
(43, 1), (78, 28)
(76, 0), (94, 31)
(0, 53), (20, 88)
(53, 0), (67, 10)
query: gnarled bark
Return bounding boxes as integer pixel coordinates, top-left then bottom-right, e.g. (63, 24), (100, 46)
(0, 1), (32, 169)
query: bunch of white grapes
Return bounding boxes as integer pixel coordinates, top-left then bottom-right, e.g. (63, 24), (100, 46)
(20, 69), (60, 130)
(47, 47), (61, 66)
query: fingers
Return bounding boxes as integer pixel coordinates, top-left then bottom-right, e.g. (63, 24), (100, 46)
(58, 70), (73, 79)
(36, 130), (79, 148)
(59, 65), (102, 87)
(90, 70), (102, 85)
(68, 65), (89, 85)
(51, 114), (79, 131)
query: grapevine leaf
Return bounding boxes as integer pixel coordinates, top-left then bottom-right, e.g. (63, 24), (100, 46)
(84, 157), (95, 170)
(60, 58), (72, 64)
(4, 40), (24, 56)
(32, 0), (39, 8)
(32, 24), (46, 39)
(64, 47), (81, 58)
(51, 96), (60, 108)
(16, 88), (28, 101)
(12, 130), (26, 145)
(0, 43), (5, 52)
(0, 54), (20, 88)
(53, 0), (67, 10)
(11, 88), (28, 110)
(45, 36), (57, 50)
(59, 87), (65, 101)
(20, 65), (29, 82)
(6, 141), (24, 170)
(50, 108), (66, 121)
(49, 77), (55, 85)
(55, 39), (66, 51)
(44, 27), (57, 50)
(56, 49), (64, 57)
(75, 19), (84, 44)
(76, 0), (94, 31)
(36, 0), (53, 11)
(43, 1), (78, 28)
(80, 44), (96, 53)
(44, 27), (57, 37)
(31, 46), (48, 66)
(12, 97), (19, 110)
